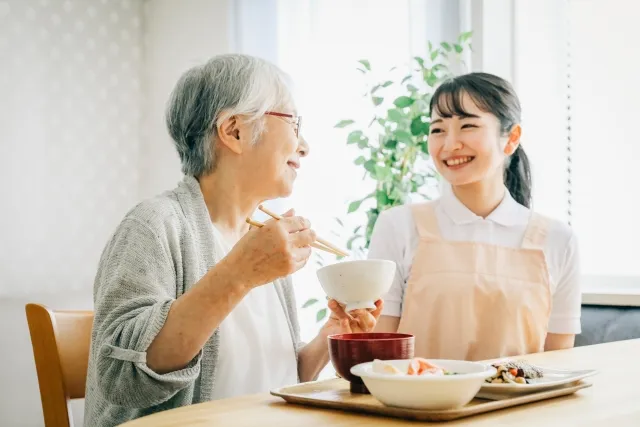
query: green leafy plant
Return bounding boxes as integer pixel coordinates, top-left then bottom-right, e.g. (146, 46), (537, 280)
(303, 32), (472, 322)
(338, 32), (472, 251)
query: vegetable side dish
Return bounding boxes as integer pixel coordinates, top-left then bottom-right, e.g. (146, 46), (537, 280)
(486, 360), (544, 384)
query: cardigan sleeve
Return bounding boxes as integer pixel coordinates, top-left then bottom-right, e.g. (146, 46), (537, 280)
(90, 218), (202, 408)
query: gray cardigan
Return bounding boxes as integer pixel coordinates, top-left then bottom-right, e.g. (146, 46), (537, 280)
(83, 176), (303, 427)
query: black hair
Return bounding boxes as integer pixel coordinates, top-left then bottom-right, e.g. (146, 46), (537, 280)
(429, 72), (532, 208)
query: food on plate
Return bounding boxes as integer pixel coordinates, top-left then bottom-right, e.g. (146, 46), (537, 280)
(485, 360), (544, 384)
(372, 358), (457, 376)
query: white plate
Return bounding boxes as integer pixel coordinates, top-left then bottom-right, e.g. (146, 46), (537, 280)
(480, 367), (598, 396)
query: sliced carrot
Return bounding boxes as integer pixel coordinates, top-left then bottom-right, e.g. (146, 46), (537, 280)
(407, 359), (421, 375)
(509, 368), (518, 377)
(415, 358), (438, 374)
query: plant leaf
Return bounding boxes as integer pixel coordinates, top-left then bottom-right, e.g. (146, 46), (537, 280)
(401, 75), (412, 84)
(374, 165), (391, 181)
(335, 217), (344, 227)
(387, 109), (405, 122)
(346, 234), (361, 250)
(363, 159), (377, 173)
(357, 138), (369, 149)
(441, 42), (452, 52)
(335, 119), (355, 128)
(376, 190), (390, 206)
(414, 56), (425, 68)
(395, 130), (413, 143)
(381, 80), (393, 88)
(430, 50), (439, 61)
(454, 43), (463, 53)
(354, 155), (366, 165)
(384, 139), (398, 149)
(393, 96), (414, 108)
(302, 298), (318, 308)
(407, 84), (419, 92)
(348, 199), (363, 213)
(410, 117), (425, 136)
(316, 308), (328, 322)
(420, 141), (429, 154)
(422, 121), (430, 135)
(459, 31), (473, 42)
(426, 72), (438, 87)
(347, 130), (363, 144)
(428, 41), (433, 51)
(358, 59), (371, 71)
(372, 96), (384, 106)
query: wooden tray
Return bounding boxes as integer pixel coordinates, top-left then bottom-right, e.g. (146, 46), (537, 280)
(271, 378), (592, 422)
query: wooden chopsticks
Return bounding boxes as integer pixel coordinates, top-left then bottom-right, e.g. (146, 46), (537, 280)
(246, 205), (349, 258)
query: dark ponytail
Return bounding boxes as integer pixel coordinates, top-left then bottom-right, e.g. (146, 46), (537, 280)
(429, 72), (533, 208)
(504, 145), (532, 208)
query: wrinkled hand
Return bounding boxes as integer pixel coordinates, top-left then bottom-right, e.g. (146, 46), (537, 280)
(228, 209), (315, 288)
(320, 299), (384, 337)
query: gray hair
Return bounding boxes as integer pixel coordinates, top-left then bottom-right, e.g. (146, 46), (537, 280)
(165, 54), (296, 177)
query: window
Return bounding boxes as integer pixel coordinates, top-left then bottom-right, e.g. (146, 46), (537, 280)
(514, 0), (640, 292)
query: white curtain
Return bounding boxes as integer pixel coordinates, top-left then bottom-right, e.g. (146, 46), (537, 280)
(514, 0), (640, 288)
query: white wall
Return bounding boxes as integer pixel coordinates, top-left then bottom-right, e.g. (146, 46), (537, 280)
(0, 0), (145, 422)
(139, 0), (233, 199)
(0, 1), (233, 425)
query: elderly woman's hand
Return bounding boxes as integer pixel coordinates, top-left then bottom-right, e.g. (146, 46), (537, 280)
(227, 213), (316, 288)
(320, 299), (384, 337)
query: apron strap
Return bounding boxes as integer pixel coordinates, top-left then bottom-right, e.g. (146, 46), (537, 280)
(521, 213), (550, 251)
(410, 202), (441, 241)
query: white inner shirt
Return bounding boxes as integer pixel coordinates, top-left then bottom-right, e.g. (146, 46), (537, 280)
(367, 184), (582, 334)
(210, 225), (298, 400)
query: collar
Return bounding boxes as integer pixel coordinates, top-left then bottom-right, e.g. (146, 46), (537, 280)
(439, 183), (529, 227)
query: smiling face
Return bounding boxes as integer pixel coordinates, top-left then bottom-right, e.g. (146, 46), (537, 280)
(247, 111), (308, 198)
(428, 91), (520, 188)
(217, 106), (309, 200)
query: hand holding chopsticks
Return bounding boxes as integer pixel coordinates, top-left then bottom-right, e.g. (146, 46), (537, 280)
(247, 205), (349, 258)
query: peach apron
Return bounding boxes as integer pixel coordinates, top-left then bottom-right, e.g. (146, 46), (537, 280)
(397, 202), (552, 361)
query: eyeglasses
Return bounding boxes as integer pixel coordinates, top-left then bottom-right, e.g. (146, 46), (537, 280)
(265, 111), (302, 138)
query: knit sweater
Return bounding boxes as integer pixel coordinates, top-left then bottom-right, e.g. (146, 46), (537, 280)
(83, 176), (303, 427)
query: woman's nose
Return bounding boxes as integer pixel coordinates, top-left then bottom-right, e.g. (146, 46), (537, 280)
(443, 130), (462, 151)
(298, 135), (310, 157)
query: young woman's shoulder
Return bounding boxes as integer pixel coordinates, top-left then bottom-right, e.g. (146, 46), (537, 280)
(532, 212), (578, 251)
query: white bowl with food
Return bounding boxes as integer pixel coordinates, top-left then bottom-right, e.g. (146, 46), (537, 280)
(316, 259), (396, 312)
(350, 358), (496, 411)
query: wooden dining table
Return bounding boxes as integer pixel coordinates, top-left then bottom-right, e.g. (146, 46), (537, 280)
(120, 339), (640, 426)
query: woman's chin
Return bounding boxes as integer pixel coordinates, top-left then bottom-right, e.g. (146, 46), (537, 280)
(269, 180), (294, 199)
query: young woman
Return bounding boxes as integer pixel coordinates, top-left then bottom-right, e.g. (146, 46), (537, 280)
(370, 72), (581, 361)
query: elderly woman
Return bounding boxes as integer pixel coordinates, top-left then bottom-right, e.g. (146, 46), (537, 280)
(83, 54), (382, 427)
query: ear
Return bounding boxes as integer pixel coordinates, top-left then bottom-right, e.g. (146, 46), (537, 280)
(503, 124), (522, 156)
(217, 116), (243, 155)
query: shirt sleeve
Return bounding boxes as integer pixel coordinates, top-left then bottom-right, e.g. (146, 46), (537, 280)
(367, 208), (407, 318)
(548, 231), (582, 334)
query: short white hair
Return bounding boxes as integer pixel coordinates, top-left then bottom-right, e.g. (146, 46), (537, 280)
(165, 54), (295, 176)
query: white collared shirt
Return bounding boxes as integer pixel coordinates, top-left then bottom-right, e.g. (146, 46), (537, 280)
(367, 185), (582, 334)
